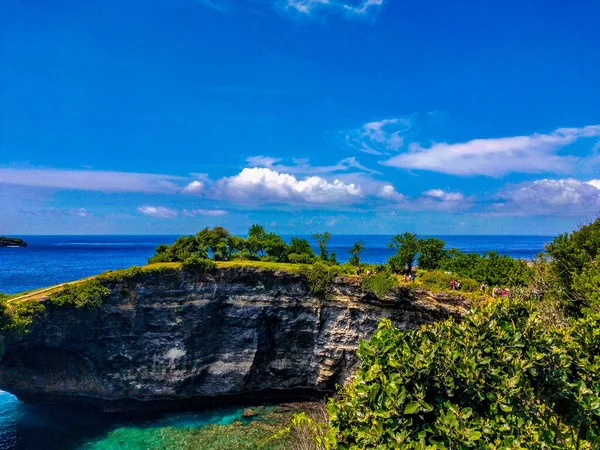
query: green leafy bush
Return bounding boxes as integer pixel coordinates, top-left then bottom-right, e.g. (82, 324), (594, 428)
(182, 255), (217, 276)
(0, 299), (45, 334)
(49, 279), (110, 309)
(327, 298), (600, 449)
(300, 262), (334, 300)
(419, 270), (479, 293)
(288, 253), (317, 264)
(361, 272), (398, 298)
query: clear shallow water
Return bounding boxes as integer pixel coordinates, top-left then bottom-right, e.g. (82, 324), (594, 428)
(0, 234), (553, 449)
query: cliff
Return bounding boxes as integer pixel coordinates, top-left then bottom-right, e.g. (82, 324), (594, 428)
(0, 266), (469, 410)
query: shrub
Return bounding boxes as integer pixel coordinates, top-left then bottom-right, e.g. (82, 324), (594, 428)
(288, 253), (317, 264)
(0, 299), (45, 335)
(182, 255), (217, 276)
(362, 272), (399, 298)
(49, 279), (110, 309)
(327, 298), (600, 449)
(300, 263), (334, 300)
(420, 269), (479, 292)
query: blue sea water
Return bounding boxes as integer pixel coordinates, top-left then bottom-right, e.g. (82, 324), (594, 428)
(0, 234), (553, 449)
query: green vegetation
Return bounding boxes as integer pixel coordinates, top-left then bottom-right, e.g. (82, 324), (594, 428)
(361, 271), (398, 298)
(49, 279), (110, 309)
(326, 298), (600, 449)
(100, 263), (182, 282)
(182, 254), (217, 276)
(419, 269), (480, 293)
(348, 241), (364, 266)
(300, 262), (335, 300)
(544, 218), (600, 316)
(0, 299), (45, 335)
(416, 237), (446, 270)
(387, 232), (419, 274)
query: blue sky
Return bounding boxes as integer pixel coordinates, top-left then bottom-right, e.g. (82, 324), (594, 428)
(1, 0), (600, 235)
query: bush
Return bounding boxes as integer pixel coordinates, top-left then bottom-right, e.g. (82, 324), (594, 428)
(362, 272), (399, 298)
(300, 263), (334, 300)
(288, 253), (317, 264)
(49, 279), (110, 309)
(0, 299), (46, 335)
(420, 269), (479, 293)
(182, 255), (217, 276)
(327, 298), (600, 449)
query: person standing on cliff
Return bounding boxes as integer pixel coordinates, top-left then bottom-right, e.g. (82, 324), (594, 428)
(450, 278), (455, 291)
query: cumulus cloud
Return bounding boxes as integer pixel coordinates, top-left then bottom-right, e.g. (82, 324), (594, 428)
(345, 118), (412, 155)
(0, 168), (183, 193)
(137, 206), (178, 218)
(182, 180), (204, 194)
(210, 167), (363, 205)
(493, 178), (600, 216)
(383, 125), (600, 177)
(285, 0), (382, 15)
(183, 208), (228, 217)
(377, 184), (407, 203)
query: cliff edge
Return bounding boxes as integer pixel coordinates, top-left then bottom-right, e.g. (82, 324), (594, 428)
(0, 266), (469, 410)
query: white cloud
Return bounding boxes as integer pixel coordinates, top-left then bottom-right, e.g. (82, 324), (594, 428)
(183, 208), (228, 217)
(72, 208), (92, 217)
(211, 167), (363, 205)
(423, 189), (465, 202)
(0, 168), (183, 193)
(377, 184), (473, 212)
(137, 206), (178, 219)
(245, 155), (381, 175)
(345, 117), (412, 155)
(182, 180), (204, 194)
(383, 125), (600, 177)
(377, 184), (407, 203)
(284, 0), (382, 15)
(493, 178), (600, 216)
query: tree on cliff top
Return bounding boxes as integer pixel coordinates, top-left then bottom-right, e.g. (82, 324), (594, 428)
(348, 241), (363, 266)
(387, 232), (418, 274)
(312, 232), (332, 262)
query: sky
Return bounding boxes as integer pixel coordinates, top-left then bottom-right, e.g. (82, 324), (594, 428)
(1, 0), (600, 235)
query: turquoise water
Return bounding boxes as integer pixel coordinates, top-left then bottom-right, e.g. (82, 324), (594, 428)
(0, 390), (256, 449)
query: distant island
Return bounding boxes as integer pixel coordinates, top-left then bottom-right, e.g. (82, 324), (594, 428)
(0, 237), (27, 248)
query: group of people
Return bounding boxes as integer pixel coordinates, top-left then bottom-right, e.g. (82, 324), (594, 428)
(479, 283), (510, 297)
(449, 278), (462, 291)
(402, 272), (416, 283)
(356, 267), (379, 277)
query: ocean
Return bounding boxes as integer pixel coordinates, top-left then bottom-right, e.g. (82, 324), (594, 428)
(0, 234), (552, 449)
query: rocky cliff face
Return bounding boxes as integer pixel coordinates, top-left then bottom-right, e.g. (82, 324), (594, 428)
(0, 268), (468, 410)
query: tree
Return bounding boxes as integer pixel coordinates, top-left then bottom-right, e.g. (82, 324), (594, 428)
(417, 237), (446, 270)
(263, 233), (289, 261)
(312, 232), (332, 262)
(196, 227), (230, 261)
(289, 237), (315, 257)
(387, 232), (418, 273)
(246, 224), (267, 257)
(348, 241), (364, 266)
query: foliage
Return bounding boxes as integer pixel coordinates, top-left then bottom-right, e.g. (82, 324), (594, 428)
(0, 299), (45, 334)
(289, 238), (315, 258)
(417, 237), (447, 270)
(419, 270), (480, 293)
(49, 279), (110, 309)
(288, 253), (317, 264)
(361, 272), (398, 298)
(300, 262), (334, 300)
(440, 250), (532, 287)
(312, 232), (332, 262)
(348, 242), (364, 266)
(148, 235), (208, 264)
(545, 218), (600, 315)
(387, 232), (419, 273)
(327, 298), (600, 449)
(264, 233), (289, 261)
(182, 254), (217, 276)
(100, 263), (182, 282)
